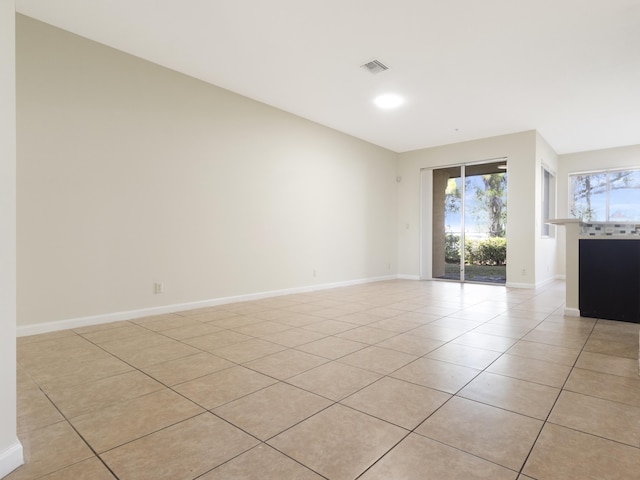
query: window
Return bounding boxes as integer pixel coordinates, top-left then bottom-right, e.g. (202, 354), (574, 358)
(541, 167), (555, 237)
(569, 168), (640, 222)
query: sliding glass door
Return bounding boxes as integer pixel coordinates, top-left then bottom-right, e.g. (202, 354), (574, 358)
(431, 160), (507, 284)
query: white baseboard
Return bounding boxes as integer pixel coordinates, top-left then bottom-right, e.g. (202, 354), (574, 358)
(564, 307), (581, 317)
(17, 274), (401, 337)
(0, 440), (23, 479)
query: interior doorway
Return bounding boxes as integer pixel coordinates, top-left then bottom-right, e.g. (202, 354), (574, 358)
(431, 160), (507, 284)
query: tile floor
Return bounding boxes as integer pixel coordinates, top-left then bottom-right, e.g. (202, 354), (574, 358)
(9, 279), (640, 480)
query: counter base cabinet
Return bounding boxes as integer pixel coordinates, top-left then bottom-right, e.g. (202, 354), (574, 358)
(579, 239), (640, 323)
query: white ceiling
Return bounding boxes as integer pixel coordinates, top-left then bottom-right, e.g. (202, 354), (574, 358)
(15, 0), (640, 154)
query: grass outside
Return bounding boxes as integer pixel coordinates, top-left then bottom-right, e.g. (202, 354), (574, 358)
(442, 263), (506, 284)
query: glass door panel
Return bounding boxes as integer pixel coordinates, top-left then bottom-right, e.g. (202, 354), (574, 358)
(432, 166), (462, 281)
(431, 161), (507, 284)
(463, 162), (507, 284)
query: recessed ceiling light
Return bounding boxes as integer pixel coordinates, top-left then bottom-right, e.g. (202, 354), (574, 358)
(374, 94), (404, 109)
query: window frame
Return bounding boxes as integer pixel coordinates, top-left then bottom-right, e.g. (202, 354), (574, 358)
(541, 165), (555, 238)
(568, 166), (640, 222)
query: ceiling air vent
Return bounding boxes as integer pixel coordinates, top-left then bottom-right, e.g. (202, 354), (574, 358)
(361, 59), (389, 74)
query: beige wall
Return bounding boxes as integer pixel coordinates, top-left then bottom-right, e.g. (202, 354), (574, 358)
(535, 132), (559, 285)
(16, 15), (398, 330)
(397, 131), (539, 287)
(0, 2), (22, 478)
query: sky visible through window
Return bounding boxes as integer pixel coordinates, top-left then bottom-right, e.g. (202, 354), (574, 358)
(570, 169), (640, 222)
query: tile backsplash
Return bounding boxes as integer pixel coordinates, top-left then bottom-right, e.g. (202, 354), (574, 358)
(580, 222), (640, 236)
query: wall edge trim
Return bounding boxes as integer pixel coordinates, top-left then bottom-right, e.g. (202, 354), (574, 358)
(17, 275), (401, 336)
(0, 440), (23, 479)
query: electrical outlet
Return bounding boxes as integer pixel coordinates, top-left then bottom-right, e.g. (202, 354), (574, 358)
(312, 269), (317, 277)
(154, 282), (164, 294)
(521, 269), (526, 276)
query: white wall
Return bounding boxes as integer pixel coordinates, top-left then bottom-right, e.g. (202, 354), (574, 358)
(16, 15), (398, 331)
(535, 132), (558, 285)
(555, 143), (640, 275)
(0, 2), (23, 478)
(396, 131), (538, 287)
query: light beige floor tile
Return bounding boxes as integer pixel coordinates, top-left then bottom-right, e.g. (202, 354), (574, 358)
(130, 313), (200, 331)
(549, 390), (640, 447)
(185, 310), (242, 323)
(392, 311), (442, 324)
(532, 319), (594, 336)
(27, 354), (134, 391)
(359, 432), (517, 480)
(141, 352), (235, 386)
(337, 312), (386, 326)
(7, 422), (93, 480)
(101, 413), (258, 480)
(269, 404), (406, 480)
(425, 343), (502, 370)
(111, 340), (201, 368)
(584, 335), (639, 359)
(341, 377), (450, 429)
(302, 319), (358, 335)
(98, 333), (175, 356)
(79, 324), (150, 344)
(575, 351), (640, 379)
(17, 330), (77, 345)
(523, 423), (640, 480)
(213, 338), (286, 363)
(46, 370), (164, 418)
(17, 389), (64, 434)
(158, 322), (221, 340)
(488, 315), (543, 329)
(390, 358), (481, 394)
(338, 346), (417, 375)
(521, 330), (589, 349)
(38, 457), (116, 480)
(200, 444), (324, 480)
(416, 396), (543, 471)
(207, 315), (262, 329)
(446, 310), (502, 322)
(260, 327), (326, 347)
(415, 305), (463, 316)
(213, 382), (331, 440)
(71, 388), (204, 452)
(335, 326), (397, 344)
(223, 303), (271, 315)
(506, 340), (580, 366)
(295, 336), (367, 359)
(367, 317), (422, 333)
(181, 330), (253, 351)
(72, 321), (139, 335)
(363, 306), (409, 318)
(18, 342), (103, 371)
(287, 361), (381, 401)
(564, 367), (640, 408)
(458, 372), (560, 420)
(243, 349), (328, 379)
(376, 333), (444, 356)
(173, 365), (277, 409)
(270, 313), (324, 327)
(487, 353), (572, 388)
(452, 331), (518, 352)
(229, 321), (293, 337)
(409, 324), (467, 342)
(472, 322), (532, 339)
